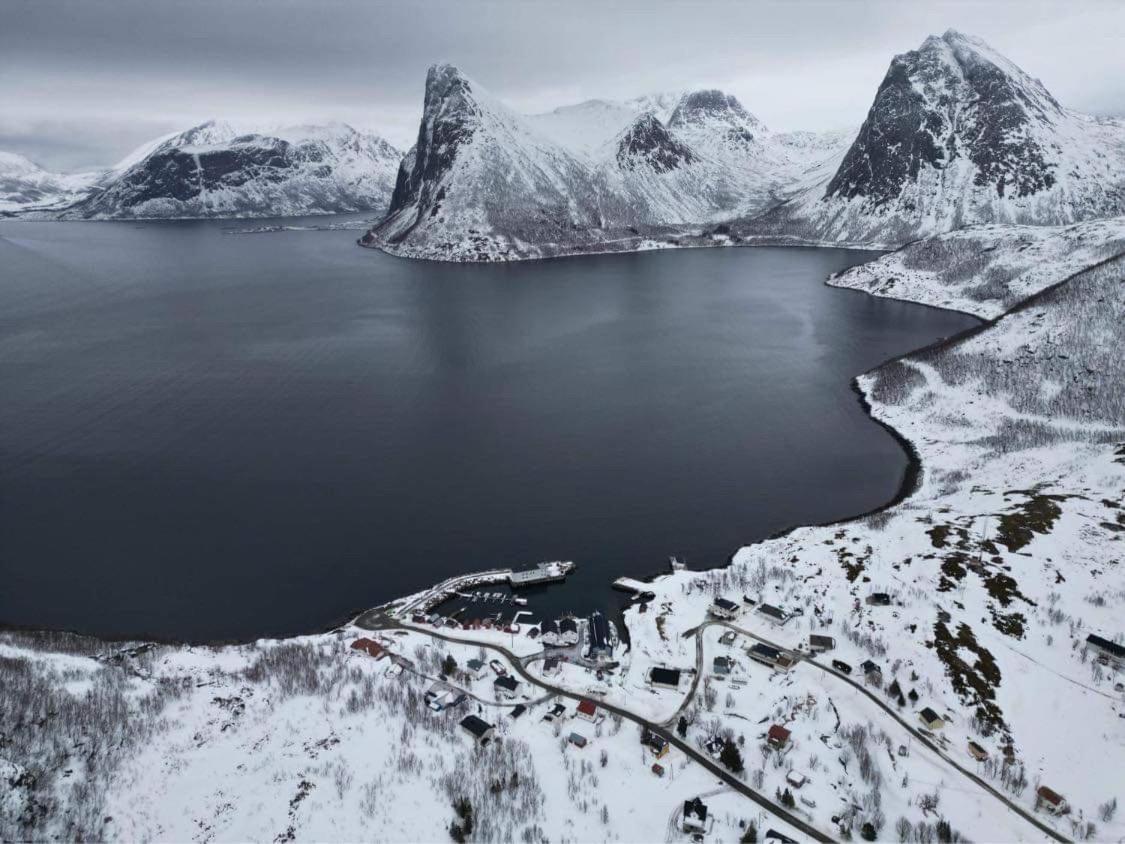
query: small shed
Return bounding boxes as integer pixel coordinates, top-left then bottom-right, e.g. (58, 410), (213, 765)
(568, 732), (588, 749)
(1036, 785), (1069, 816)
(509, 704), (527, 720)
(719, 630), (738, 646)
(785, 770), (808, 789)
(866, 592), (892, 606)
(767, 724), (791, 750)
(651, 762), (665, 777)
(918, 707), (944, 730)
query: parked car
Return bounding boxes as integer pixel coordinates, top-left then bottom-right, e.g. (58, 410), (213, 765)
(489, 659), (507, 676)
(831, 659), (853, 675)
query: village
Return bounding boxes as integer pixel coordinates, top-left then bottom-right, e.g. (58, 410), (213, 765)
(339, 551), (1125, 843)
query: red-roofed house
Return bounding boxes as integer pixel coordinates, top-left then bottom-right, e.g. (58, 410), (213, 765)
(351, 638), (386, 660)
(767, 724), (791, 750)
(576, 699), (599, 722)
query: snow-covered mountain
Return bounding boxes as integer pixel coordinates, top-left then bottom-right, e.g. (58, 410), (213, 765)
(58, 121), (401, 220)
(749, 30), (1125, 245)
(364, 64), (851, 260)
(0, 151), (99, 214)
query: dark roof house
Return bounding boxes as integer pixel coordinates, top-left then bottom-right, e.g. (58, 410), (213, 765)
(650, 667), (682, 689)
(682, 797), (708, 833)
(460, 715), (494, 745)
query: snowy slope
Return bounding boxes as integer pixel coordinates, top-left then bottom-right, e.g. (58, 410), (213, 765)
(57, 120), (401, 220)
(364, 65), (850, 261)
(829, 217), (1125, 317)
(748, 30), (1125, 246)
(0, 151), (99, 214)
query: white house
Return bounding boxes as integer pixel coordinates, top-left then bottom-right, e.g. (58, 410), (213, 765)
(709, 597), (740, 620)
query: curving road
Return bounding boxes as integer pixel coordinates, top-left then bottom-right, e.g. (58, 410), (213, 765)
(357, 609), (833, 843)
(699, 619), (1070, 844)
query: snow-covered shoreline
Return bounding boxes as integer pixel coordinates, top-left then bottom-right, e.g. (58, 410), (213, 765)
(4, 224), (1123, 842)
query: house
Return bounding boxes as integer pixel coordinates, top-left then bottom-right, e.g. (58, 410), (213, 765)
(808, 634), (836, 653)
(1036, 785), (1069, 816)
(465, 658), (487, 680)
(767, 724), (791, 750)
(682, 797), (709, 834)
(719, 630), (737, 646)
(650, 667), (682, 690)
(350, 638), (386, 659)
(426, 682), (458, 711)
(576, 699), (600, 723)
(651, 763), (665, 777)
(509, 704), (527, 720)
(866, 592), (892, 606)
(642, 730), (669, 758)
(861, 660), (882, 686)
(765, 830), (799, 844)
(748, 643), (781, 666)
(542, 703), (567, 723)
(459, 715), (494, 746)
(558, 617), (580, 646)
(539, 619), (562, 647)
(710, 597), (740, 620)
(587, 611), (613, 661)
(1087, 634), (1125, 667)
(568, 732), (588, 749)
(704, 736), (725, 758)
(967, 741), (989, 762)
(747, 643), (795, 672)
(756, 604), (789, 624)
(494, 675), (520, 700)
(785, 770), (808, 789)
(713, 656), (735, 678)
(542, 656), (560, 675)
(918, 707), (944, 730)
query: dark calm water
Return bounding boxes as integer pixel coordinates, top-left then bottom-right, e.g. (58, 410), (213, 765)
(0, 216), (977, 641)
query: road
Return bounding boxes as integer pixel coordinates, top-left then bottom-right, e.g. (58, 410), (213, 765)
(357, 609), (833, 843)
(700, 619), (1070, 844)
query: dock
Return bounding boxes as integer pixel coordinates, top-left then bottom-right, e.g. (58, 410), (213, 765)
(612, 577), (656, 601)
(508, 560), (576, 588)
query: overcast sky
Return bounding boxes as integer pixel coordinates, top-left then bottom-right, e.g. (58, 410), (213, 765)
(2, 0), (1123, 171)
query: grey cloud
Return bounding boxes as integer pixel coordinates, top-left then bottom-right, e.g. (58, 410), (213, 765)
(2, 0), (1122, 172)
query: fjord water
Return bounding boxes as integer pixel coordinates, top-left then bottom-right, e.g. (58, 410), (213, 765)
(0, 218), (976, 640)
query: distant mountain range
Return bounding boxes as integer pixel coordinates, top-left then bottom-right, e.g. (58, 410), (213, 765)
(5, 29), (1124, 254)
(4, 121), (401, 220)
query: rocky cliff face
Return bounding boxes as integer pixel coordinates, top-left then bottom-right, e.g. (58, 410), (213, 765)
(60, 121), (401, 220)
(750, 30), (1125, 245)
(365, 66), (848, 260)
